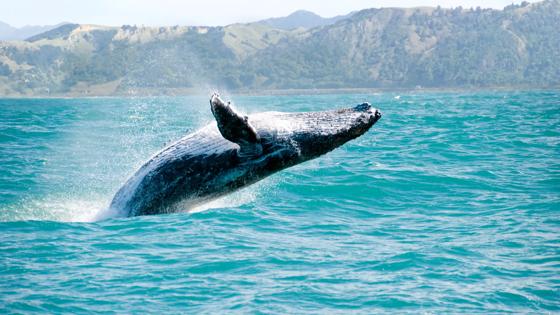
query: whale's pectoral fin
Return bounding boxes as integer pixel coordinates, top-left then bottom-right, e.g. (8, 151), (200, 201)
(210, 93), (263, 158)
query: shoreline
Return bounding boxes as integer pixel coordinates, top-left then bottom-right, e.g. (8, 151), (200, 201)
(1, 86), (558, 99)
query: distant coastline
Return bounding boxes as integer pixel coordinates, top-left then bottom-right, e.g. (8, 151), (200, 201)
(1, 86), (559, 99)
(0, 1), (558, 96)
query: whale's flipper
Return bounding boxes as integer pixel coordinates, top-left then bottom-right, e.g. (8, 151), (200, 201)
(210, 93), (263, 158)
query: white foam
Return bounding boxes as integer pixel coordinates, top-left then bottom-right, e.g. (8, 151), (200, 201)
(6, 194), (121, 223)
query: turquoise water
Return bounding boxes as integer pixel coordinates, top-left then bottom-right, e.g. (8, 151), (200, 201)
(1, 91), (559, 313)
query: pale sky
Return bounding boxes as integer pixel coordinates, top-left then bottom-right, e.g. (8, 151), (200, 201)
(1, 0), (540, 27)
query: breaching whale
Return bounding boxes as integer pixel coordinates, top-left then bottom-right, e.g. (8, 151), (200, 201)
(110, 94), (382, 216)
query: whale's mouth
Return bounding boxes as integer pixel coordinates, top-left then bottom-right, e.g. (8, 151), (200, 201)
(352, 102), (382, 124)
(372, 108), (382, 124)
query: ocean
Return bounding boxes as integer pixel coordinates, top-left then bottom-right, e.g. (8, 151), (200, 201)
(1, 91), (559, 313)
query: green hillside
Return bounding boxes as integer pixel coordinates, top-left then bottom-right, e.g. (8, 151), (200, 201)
(0, 0), (558, 96)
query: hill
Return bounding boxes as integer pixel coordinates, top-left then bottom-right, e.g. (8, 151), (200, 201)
(0, 1), (558, 96)
(257, 10), (352, 30)
(0, 21), (68, 41)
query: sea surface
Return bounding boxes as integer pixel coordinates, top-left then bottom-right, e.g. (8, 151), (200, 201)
(0, 91), (559, 313)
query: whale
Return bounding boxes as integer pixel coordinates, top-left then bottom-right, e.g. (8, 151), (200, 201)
(110, 94), (382, 216)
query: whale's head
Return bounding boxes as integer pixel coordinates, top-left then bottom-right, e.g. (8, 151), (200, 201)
(297, 102), (381, 160)
(210, 93), (381, 169)
(253, 102), (381, 162)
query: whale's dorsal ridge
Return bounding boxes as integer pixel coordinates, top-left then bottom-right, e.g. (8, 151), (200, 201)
(210, 93), (263, 158)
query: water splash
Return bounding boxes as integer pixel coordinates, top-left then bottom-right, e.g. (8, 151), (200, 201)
(2, 177), (270, 222)
(2, 194), (116, 222)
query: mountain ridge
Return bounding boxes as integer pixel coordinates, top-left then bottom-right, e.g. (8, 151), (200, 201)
(256, 10), (353, 30)
(0, 21), (69, 41)
(0, 1), (558, 96)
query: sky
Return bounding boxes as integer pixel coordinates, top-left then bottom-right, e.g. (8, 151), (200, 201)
(0, 0), (540, 27)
